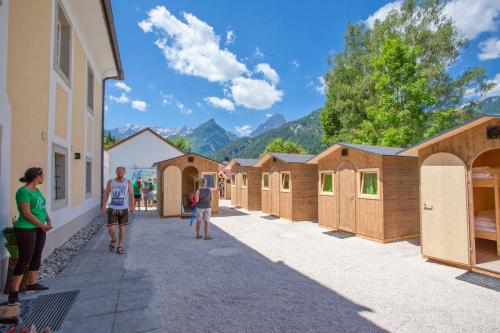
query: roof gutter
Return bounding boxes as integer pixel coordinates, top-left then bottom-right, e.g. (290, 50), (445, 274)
(99, 0), (123, 206)
(100, 0), (124, 80)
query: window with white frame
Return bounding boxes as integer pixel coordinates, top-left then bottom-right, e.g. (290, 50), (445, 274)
(262, 173), (269, 190)
(87, 64), (94, 112)
(54, 3), (72, 83)
(320, 171), (334, 195)
(202, 172), (217, 189)
(85, 158), (92, 197)
(280, 172), (291, 192)
(52, 144), (68, 210)
(358, 169), (380, 199)
(242, 173), (248, 188)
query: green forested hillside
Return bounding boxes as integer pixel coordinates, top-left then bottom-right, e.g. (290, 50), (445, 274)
(479, 96), (500, 115)
(184, 119), (238, 156)
(211, 109), (327, 161)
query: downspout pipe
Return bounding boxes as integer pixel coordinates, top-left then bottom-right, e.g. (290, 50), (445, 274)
(101, 76), (120, 207)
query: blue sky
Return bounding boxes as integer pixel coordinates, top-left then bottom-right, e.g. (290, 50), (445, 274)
(104, 0), (500, 136)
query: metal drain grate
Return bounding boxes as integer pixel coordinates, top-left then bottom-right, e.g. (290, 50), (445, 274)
(323, 231), (354, 239)
(456, 272), (500, 292)
(23, 290), (79, 331)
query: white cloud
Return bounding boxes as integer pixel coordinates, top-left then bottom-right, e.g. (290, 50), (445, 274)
(316, 76), (327, 95)
(486, 74), (500, 98)
(109, 93), (130, 104)
(204, 97), (235, 111)
(175, 101), (192, 114)
(266, 113), (273, 117)
(161, 92), (175, 105)
(226, 30), (235, 45)
(365, 1), (500, 40)
(131, 100), (148, 111)
(365, 1), (402, 28)
(114, 82), (131, 93)
(104, 105), (109, 113)
(253, 47), (264, 58)
(234, 125), (252, 137)
(230, 76), (283, 110)
(479, 37), (500, 60)
(289, 60), (300, 71)
(196, 102), (203, 107)
(444, 0), (500, 39)
(138, 6), (248, 82)
(254, 63), (280, 84)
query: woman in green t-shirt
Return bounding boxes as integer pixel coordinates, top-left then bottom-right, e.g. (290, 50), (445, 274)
(8, 167), (53, 305)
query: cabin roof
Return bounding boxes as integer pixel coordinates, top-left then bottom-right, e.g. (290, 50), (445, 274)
(227, 158), (259, 169)
(307, 142), (405, 164)
(400, 114), (500, 156)
(254, 153), (314, 167)
(152, 152), (222, 168)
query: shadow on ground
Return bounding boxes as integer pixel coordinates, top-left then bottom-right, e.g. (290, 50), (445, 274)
(123, 208), (385, 332)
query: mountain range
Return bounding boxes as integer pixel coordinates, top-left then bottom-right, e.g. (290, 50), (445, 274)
(108, 124), (192, 139)
(210, 109), (327, 161)
(250, 113), (287, 137)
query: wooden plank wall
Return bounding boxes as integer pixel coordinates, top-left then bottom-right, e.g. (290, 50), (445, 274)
(418, 118), (500, 168)
(260, 159), (290, 218)
(317, 148), (384, 238)
(382, 156), (420, 239)
(291, 164), (318, 221)
(246, 167), (262, 210)
(417, 118), (500, 265)
(156, 154), (220, 214)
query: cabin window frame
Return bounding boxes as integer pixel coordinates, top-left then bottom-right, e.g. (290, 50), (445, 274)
(357, 168), (381, 200)
(201, 172), (217, 190)
(86, 62), (95, 114)
(319, 170), (335, 196)
(231, 174), (236, 187)
(262, 173), (270, 190)
(280, 171), (291, 192)
(241, 173), (248, 188)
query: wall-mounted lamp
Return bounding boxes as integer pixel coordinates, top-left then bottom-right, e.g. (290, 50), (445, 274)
(272, 157), (277, 162)
(188, 156), (194, 163)
(74, 153), (81, 160)
(341, 148), (348, 156)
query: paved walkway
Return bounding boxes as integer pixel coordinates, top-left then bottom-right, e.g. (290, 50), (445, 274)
(45, 201), (499, 332)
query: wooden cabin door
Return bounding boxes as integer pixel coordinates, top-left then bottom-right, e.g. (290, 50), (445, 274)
(271, 168), (280, 216)
(421, 153), (470, 265)
(163, 166), (181, 216)
(236, 173), (242, 207)
(338, 163), (356, 233)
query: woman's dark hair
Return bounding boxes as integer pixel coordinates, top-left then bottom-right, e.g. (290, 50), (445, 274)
(19, 167), (43, 183)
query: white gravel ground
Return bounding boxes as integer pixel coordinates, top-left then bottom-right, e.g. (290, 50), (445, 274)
(121, 201), (500, 332)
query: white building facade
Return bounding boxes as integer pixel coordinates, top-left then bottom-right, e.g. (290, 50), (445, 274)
(106, 128), (184, 181)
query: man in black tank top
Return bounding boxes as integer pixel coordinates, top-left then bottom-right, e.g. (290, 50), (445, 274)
(195, 178), (212, 240)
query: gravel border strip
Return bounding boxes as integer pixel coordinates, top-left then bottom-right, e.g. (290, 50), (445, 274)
(38, 215), (106, 280)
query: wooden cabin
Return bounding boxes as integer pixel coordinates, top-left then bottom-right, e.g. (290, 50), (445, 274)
(307, 143), (420, 243)
(401, 114), (500, 277)
(153, 153), (221, 217)
(228, 159), (261, 210)
(254, 153), (318, 221)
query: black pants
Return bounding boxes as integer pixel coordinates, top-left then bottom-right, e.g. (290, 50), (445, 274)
(13, 228), (46, 276)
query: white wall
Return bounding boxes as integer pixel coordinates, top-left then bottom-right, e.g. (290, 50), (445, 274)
(107, 130), (183, 180)
(0, 0), (12, 232)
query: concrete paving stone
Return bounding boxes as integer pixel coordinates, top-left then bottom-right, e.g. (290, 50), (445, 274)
(59, 313), (114, 333)
(66, 294), (118, 320)
(116, 288), (156, 312)
(51, 202), (500, 332)
(119, 277), (155, 292)
(112, 308), (164, 333)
